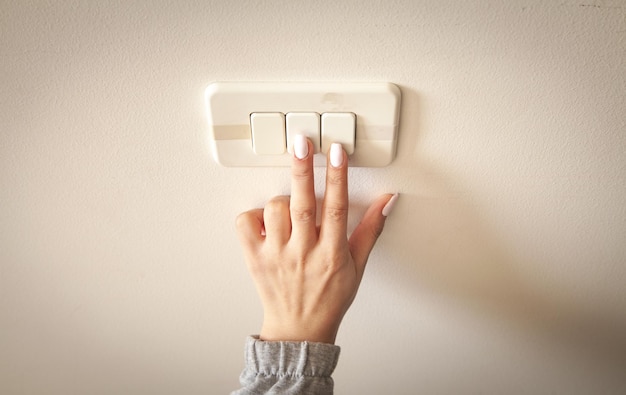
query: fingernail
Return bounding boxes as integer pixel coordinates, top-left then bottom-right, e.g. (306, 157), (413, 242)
(294, 134), (308, 159)
(330, 143), (343, 168)
(382, 193), (399, 217)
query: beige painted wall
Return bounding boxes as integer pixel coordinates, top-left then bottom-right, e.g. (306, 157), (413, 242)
(1, 1), (625, 393)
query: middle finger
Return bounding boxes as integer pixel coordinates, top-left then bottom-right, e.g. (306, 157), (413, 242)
(289, 135), (317, 244)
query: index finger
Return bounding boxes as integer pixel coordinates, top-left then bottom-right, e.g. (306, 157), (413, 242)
(289, 135), (317, 244)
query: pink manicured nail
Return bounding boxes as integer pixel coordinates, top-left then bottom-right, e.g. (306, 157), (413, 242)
(294, 134), (308, 159)
(330, 143), (343, 168)
(382, 193), (399, 217)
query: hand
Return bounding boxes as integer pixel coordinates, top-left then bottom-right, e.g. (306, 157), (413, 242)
(236, 135), (398, 344)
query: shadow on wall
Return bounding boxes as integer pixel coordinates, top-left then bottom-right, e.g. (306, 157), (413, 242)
(383, 86), (626, 369)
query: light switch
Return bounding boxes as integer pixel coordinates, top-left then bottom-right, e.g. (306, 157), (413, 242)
(250, 112), (286, 155)
(206, 82), (401, 167)
(286, 112), (321, 154)
(321, 112), (356, 155)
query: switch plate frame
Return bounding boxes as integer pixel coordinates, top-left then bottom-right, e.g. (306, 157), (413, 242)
(205, 82), (401, 167)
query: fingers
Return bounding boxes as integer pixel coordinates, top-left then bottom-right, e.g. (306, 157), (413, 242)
(289, 136), (317, 244)
(235, 194), (294, 250)
(320, 143), (349, 247)
(263, 196), (291, 244)
(349, 193), (397, 277)
(235, 208), (265, 249)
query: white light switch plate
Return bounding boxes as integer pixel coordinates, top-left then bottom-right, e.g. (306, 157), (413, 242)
(204, 82), (401, 167)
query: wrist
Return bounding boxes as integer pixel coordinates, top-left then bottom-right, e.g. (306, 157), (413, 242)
(260, 319), (339, 344)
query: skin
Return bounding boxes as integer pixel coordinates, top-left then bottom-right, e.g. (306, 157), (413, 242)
(235, 138), (394, 344)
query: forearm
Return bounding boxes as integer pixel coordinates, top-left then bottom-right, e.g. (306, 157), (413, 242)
(231, 336), (340, 395)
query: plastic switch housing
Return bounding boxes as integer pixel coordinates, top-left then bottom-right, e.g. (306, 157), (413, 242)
(205, 82), (401, 167)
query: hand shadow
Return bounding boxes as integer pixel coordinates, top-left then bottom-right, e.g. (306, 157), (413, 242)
(356, 85), (626, 370)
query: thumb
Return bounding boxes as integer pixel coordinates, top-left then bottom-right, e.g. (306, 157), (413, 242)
(349, 193), (399, 275)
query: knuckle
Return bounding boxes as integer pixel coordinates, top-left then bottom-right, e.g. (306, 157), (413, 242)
(327, 172), (346, 186)
(319, 250), (346, 272)
(369, 221), (385, 240)
(325, 206), (348, 222)
(291, 207), (315, 223)
(265, 196), (289, 212)
(268, 195), (290, 204)
(292, 165), (312, 181)
(235, 211), (253, 230)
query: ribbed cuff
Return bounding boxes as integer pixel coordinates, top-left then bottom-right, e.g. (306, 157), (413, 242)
(244, 335), (341, 378)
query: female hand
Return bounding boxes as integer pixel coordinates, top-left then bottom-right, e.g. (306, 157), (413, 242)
(236, 135), (398, 344)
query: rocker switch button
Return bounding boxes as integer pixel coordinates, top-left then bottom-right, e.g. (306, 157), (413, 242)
(321, 112), (356, 155)
(250, 112), (286, 155)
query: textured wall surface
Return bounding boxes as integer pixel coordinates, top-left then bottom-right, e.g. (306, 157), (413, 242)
(1, 1), (625, 393)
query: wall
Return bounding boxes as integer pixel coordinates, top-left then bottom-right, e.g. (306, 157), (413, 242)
(1, 1), (625, 393)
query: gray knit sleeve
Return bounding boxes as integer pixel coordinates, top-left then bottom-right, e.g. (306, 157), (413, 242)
(231, 336), (341, 395)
